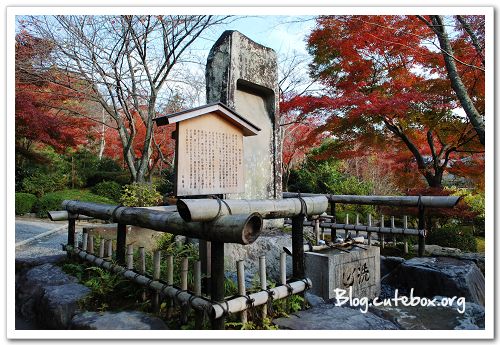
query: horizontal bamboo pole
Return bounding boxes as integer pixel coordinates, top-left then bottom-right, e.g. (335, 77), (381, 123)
(211, 279), (312, 319)
(61, 200), (262, 245)
(285, 219), (423, 236)
(70, 247), (309, 320)
(176, 196), (329, 222)
(283, 192), (460, 208)
(47, 210), (93, 221)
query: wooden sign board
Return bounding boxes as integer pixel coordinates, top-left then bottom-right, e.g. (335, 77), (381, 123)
(175, 113), (245, 196)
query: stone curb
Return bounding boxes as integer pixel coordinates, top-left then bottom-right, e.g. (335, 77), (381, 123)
(16, 224), (68, 247)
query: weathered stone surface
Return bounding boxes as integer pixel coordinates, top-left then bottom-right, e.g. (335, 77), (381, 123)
(206, 30), (282, 205)
(224, 232), (293, 284)
(273, 304), (399, 330)
(70, 311), (168, 330)
(305, 246), (380, 300)
(16, 263), (78, 322)
(455, 252), (485, 275)
(369, 296), (485, 330)
(15, 254), (66, 272)
(413, 244), (462, 256)
(304, 292), (325, 308)
(37, 283), (91, 329)
(380, 256), (405, 278)
(384, 257), (485, 305)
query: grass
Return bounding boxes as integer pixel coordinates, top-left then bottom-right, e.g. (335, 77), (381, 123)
(475, 236), (485, 253)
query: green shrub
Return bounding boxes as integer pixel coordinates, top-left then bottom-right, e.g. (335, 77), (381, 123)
(34, 189), (115, 218)
(92, 181), (122, 202)
(21, 171), (68, 197)
(86, 171), (131, 187)
(120, 183), (162, 207)
(427, 224), (477, 252)
(15, 193), (38, 215)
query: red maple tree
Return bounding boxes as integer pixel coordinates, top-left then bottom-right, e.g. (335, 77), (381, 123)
(288, 15), (484, 190)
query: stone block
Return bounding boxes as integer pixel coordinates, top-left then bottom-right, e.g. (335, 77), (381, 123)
(305, 246), (380, 300)
(70, 311), (168, 330)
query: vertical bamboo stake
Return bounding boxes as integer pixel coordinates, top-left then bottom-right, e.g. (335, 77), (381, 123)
(88, 235), (94, 254)
(106, 239), (113, 259)
(331, 202), (337, 240)
(126, 244), (134, 270)
(403, 216), (409, 254)
(194, 260), (203, 329)
(116, 223), (127, 265)
(367, 214), (372, 246)
(280, 251), (287, 285)
(180, 257), (189, 324)
(391, 216), (396, 246)
(237, 260), (247, 324)
(166, 255), (174, 319)
(82, 233), (88, 251)
(344, 214), (349, 238)
(355, 214), (360, 237)
(99, 238), (105, 258)
(314, 219), (320, 244)
(380, 215), (385, 249)
(259, 255), (267, 320)
(152, 250), (161, 312)
(139, 247), (146, 301)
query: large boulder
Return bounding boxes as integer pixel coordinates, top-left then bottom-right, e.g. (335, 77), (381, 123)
(224, 232), (294, 284)
(16, 263), (78, 322)
(380, 256), (405, 278)
(70, 311), (168, 330)
(37, 283), (91, 329)
(384, 257), (484, 306)
(273, 303), (399, 330)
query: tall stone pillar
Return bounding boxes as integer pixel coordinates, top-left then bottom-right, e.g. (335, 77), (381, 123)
(206, 30), (282, 201)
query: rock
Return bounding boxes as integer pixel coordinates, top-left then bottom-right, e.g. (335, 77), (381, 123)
(455, 252), (485, 275)
(224, 232), (293, 284)
(380, 256), (405, 278)
(369, 296), (484, 330)
(70, 311), (168, 330)
(15, 254), (67, 272)
(304, 292), (325, 307)
(16, 263), (78, 322)
(413, 244), (462, 256)
(384, 257), (484, 306)
(273, 304), (399, 330)
(37, 283), (91, 329)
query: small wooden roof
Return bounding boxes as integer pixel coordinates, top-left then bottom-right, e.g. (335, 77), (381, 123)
(153, 102), (260, 136)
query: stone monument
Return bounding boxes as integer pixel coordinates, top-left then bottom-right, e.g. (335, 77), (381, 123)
(206, 30), (282, 201)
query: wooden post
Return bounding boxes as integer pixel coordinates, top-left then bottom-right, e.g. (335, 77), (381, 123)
(344, 214), (349, 239)
(67, 215), (76, 247)
(391, 216), (396, 246)
(280, 251), (287, 285)
(291, 214), (305, 279)
(380, 215), (385, 249)
(126, 244), (134, 270)
(152, 251), (161, 313)
(139, 247), (146, 301)
(211, 241), (225, 330)
(194, 261), (203, 329)
(237, 260), (247, 324)
(355, 214), (360, 237)
(99, 238), (105, 258)
(418, 205), (426, 257)
(367, 214), (372, 246)
(403, 216), (408, 254)
(116, 223), (127, 266)
(259, 255), (267, 320)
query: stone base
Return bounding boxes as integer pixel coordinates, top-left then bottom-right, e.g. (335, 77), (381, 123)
(305, 246), (380, 300)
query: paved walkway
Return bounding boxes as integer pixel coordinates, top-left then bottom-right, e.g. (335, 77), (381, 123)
(15, 218), (68, 259)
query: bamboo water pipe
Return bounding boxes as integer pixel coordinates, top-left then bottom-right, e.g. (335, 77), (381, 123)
(176, 196), (329, 222)
(47, 205), (177, 221)
(61, 200), (262, 245)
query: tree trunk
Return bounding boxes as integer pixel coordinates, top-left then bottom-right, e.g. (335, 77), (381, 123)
(429, 15), (485, 146)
